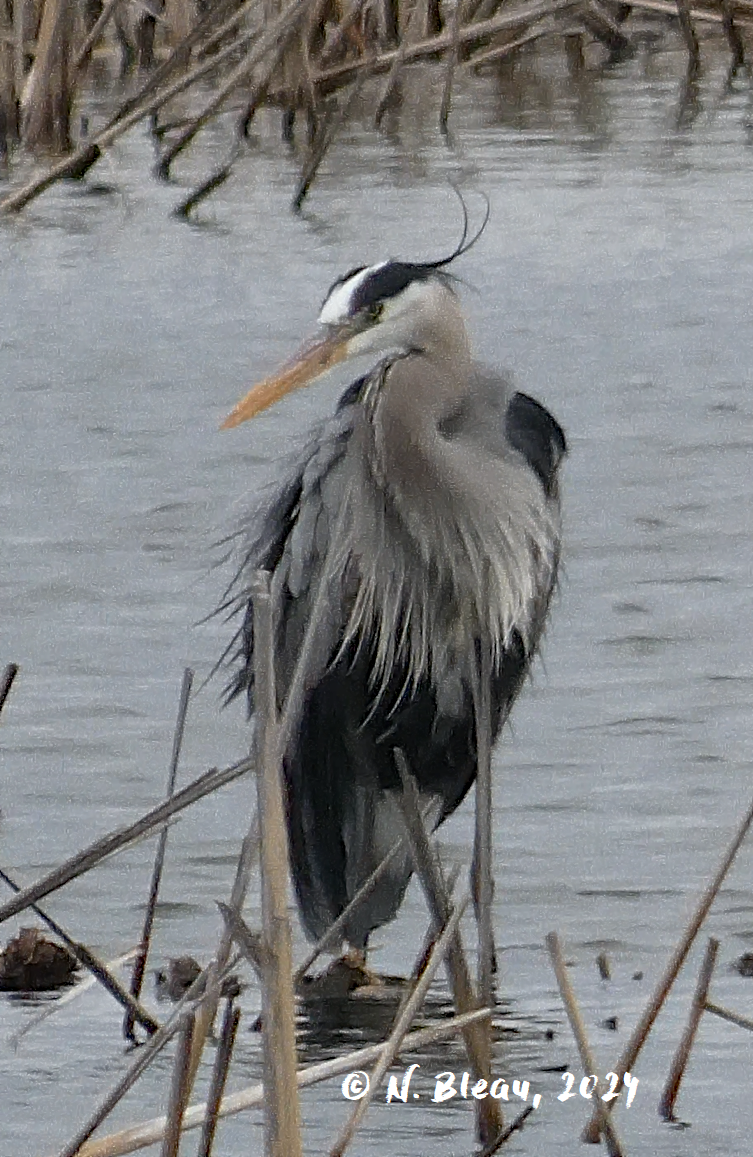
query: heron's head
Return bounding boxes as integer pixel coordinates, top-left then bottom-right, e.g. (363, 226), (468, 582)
(221, 263), (462, 429)
(222, 197), (488, 429)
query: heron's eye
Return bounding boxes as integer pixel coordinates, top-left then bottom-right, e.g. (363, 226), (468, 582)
(366, 302), (383, 323)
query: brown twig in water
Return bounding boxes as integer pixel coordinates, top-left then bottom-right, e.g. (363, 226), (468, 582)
(0, 662), (18, 717)
(68, 1010), (493, 1157)
(545, 932), (625, 1157)
(395, 749), (502, 1146)
(331, 894), (471, 1157)
(161, 1011), (196, 1157)
(658, 937), (719, 1121)
(583, 787), (753, 1143)
(125, 667), (193, 1043)
(0, 757), (253, 924)
(478, 1104), (536, 1156)
(197, 998), (242, 1157)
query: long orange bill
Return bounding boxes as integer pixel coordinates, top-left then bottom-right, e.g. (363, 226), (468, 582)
(221, 333), (351, 429)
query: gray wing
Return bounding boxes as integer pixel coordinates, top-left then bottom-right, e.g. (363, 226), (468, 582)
(224, 383), (360, 710)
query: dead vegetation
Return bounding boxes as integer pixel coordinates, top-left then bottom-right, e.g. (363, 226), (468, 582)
(0, 0), (750, 213)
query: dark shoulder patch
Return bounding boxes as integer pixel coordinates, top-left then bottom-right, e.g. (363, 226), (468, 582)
(336, 373), (370, 411)
(506, 392), (567, 496)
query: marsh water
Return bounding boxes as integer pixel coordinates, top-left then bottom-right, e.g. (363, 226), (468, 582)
(3, 36), (753, 1156)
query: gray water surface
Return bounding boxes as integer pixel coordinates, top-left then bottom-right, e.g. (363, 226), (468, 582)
(3, 39), (753, 1156)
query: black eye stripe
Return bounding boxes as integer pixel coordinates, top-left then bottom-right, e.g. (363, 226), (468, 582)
(350, 262), (431, 313)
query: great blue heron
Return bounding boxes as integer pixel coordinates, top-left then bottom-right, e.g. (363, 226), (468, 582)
(221, 219), (566, 953)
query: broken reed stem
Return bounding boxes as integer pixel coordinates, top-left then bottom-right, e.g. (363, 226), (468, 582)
(292, 61), (374, 210)
(0, 756), (252, 925)
(57, 959), (230, 1157)
(156, 0), (309, 179)
(331, 893), (471, 1157)
(125, 667), (193, 1043)
(173, 154), (236, 218)
(393, 862), (462, 1024)
(676, 0), (701, 66)
(68, 1011), (493, 1157)
(216, 901), (266, 979)
(313, 0), (581, 93)
(439, 0), (461, 131)
(704, 999), (753, 1033)
(197, 999), (242, 1157)
(395, 749), (502, 1146)
(720, 0), (746, 66)
(478, 1104), (536, 1157)
(75, 0), (123, 71)
(583, 787), (753, 1143)
(0, 867), (159, 1036)
(252, 569), (302, 1157)
(658, 937), (719, 1121)
(0, 662), (19, 717)
(545, 933), (625, 1157)
(161, 1011), (196, 1157)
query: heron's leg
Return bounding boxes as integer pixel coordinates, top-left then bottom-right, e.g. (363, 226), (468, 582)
(470, 848), (498, 976)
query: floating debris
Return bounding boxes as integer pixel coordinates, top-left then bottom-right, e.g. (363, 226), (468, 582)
(0, 927), (78, 992)
(732, 952), (753, 977)
(155, 956), (241, 1002)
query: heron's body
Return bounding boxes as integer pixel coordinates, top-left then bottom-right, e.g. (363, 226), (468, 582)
(222, 243), (566, 950)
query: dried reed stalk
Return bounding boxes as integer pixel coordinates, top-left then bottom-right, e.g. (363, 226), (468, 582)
(546, 932), (625, 1157)
(0, 867), (159, 1036)
(68, 1010), (493, 1157)
(676, 0), (701, 65)
(395, 750), (502, 1145)
(161, 1012), (196, 1157)
(0, 757), (253, 924)
(197, 998), (242, 1157)
(75, 0), (123, 72)
(21, 0), (73, 151)
(720, 0), (745, 65)
(330, 894), (471, 1157)
(156, 0), (310, 178)
(583, 788), (753, 1143)
(704, 999), (753, 1033)
(0, 662), (18, 717)
(125, 667), (193, 1043)
(252, 570), (302, 1157)
(658, 937), (719, 1121)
